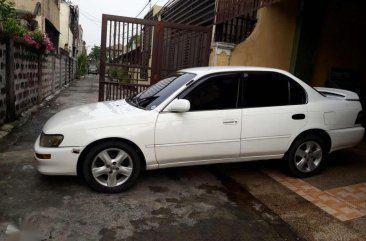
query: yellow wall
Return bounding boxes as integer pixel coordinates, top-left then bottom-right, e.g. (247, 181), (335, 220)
(311, 1), (366, 87)
(229, 0), (299, 71)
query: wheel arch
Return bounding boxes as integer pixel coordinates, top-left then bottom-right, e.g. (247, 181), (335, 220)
(77, 137), (147, 177)
(289, 129), (332, 153)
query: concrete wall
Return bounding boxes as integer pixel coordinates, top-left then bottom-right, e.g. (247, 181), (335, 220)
(41, 55), (54, 99)
(59, 2), (73, 54)
(0, 42), (6, 124)
(229, 0), (299, 71)
(310, 0), (366, 87)
(0, 41), (76, 125)
(13, 43), (39, 115)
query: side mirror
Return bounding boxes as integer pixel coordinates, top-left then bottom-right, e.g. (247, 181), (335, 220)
(167, 99), (190, 113)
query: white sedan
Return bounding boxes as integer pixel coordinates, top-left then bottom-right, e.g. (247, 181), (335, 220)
(34, 67), (364, 193)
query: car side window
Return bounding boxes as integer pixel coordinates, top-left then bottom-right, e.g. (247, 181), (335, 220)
(242, 71), (306, 108)
(181, 73), (241, 111)
(289, 80), (307, 105)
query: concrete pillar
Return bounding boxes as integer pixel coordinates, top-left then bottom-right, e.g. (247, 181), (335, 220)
(5, 39), (15, 121)
(210, 42), (236, 66)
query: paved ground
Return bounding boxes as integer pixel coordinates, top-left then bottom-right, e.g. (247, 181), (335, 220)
(0, 75), (365, 241)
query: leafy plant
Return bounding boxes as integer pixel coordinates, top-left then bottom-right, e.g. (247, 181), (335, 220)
(0, 0), (16, 21)
(0, 0), (27, 37)
(127, 35), (141, 49)
(77, 51), (88, 77)
(109, 67), (130, 84)
(2, 18), (27, 37)
(88, 45), (100, 63)
(30, 30), (44, 43)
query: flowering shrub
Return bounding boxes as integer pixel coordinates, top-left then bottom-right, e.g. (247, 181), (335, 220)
(42, 34), (55, 52)
(15, 30), (55, 53)
(1, 0), (55, 53)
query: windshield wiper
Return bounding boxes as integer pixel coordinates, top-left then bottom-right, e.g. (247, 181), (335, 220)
(127, 94), (139, 107)
(136, 96), (158, 108)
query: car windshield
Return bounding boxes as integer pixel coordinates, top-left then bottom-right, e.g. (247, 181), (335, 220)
(126, 73), (196, 110)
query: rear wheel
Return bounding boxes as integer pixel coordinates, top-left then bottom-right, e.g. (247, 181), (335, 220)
(82, 141), (141, 193)
(287, 135), (328, 178)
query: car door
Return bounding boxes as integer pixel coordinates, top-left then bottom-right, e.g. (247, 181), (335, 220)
(240, 71), (308, 157)
(155, 73), (242, 165)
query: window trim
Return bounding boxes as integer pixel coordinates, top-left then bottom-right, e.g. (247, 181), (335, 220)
(240, 71), (308, 109)
(177, 72), (243, 112)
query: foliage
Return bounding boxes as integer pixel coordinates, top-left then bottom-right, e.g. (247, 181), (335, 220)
(77, 51), (88, 77)
(0, 0), (16, 21)
(2, 18), (27, 37)
(88, 45), (100, 63)
(127, 35), (141, 49)
(109, 67), (130, 84)
(0, 0), (27, 38)
(30, 30), (44, 43)
(0, 0), (55, 53)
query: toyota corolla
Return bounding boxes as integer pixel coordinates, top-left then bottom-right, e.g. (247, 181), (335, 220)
(34, 67), (364, 193)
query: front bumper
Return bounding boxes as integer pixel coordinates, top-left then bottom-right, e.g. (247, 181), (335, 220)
(34, 136), (81, 176)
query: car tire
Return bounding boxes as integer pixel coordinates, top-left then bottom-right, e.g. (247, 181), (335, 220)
(287, 135), (328, 178)
(82, 140), (141, 193)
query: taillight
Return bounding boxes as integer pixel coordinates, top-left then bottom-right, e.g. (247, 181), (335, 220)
(355, 111), (363, 125)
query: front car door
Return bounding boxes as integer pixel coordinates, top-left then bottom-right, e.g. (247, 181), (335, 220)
(240, 71), (308, 158)
(155, 73), (242, 166)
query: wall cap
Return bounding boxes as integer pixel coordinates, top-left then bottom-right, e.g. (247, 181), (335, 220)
(212, 42), (237, 55)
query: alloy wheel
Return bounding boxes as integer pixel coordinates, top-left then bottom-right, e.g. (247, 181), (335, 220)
(91, 148), (133, 187)
(294, 141), (323, 173)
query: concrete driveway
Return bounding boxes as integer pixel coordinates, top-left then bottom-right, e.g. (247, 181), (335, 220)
(0, 75), (365, 241)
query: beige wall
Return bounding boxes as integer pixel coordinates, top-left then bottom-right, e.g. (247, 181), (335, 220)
(59, 2), (73, 54)
(229, 0), (299, 70)
(311, 1), (366, 87)
(41, 0), (60, 31)
(12, 0), (60, 31)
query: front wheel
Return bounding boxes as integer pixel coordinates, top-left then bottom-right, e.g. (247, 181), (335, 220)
(287, 135), (328, 178)
(82, 141), (141, 193)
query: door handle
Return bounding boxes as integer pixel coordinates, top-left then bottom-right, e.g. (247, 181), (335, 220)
(292, 114), (306, 120)
(223, 120), (238, 125)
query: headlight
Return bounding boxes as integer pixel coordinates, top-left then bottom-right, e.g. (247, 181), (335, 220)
(40, 133), (64, 147)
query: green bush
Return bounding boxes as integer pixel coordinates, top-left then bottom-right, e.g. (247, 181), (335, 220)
(30, 30), (44, 42)
(0, 0), (16, 21)
(77, 51), (88, 77)
(109, 67), (130, 84)
(0, 0), (27, 38)
(3, 18), (27, 37)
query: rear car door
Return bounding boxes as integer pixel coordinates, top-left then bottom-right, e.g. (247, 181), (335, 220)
(240, 71), (308, 157)
(155, 73), (242, 165)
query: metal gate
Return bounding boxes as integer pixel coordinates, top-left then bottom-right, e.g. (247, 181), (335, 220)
(99, 14), (212, 101)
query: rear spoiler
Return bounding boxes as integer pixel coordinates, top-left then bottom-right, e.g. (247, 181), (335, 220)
(314, 87), (360, 101)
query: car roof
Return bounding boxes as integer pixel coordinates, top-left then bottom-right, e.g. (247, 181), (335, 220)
(179, 66), (289, 75)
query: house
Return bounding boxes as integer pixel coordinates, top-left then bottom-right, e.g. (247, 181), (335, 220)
(148, 0), (365, 106)
(59, 0), (82, 58)
(12, 0), (60, 48)
(215, 0), (366, 107)
(76, 24), (85, 57)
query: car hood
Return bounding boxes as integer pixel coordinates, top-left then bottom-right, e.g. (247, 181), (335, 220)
(43, 100), (154, 133)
